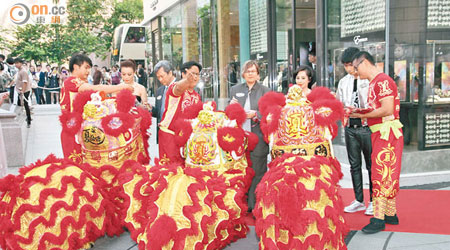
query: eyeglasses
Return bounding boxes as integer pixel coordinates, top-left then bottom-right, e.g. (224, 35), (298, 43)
(245, 70), (258, 74)
(186, 70), (200, 77)
(353, 59), (365, 71)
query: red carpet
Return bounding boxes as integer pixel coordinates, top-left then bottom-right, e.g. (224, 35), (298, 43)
(340, 188), (450, 235)
(245, 188), (450, 235)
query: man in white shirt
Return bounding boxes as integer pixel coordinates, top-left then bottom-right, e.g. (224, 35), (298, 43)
(336, 47), (373, 215)
(13, 58), (32, 127)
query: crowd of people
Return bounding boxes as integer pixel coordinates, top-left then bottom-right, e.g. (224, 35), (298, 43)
(0, 53), (153, 128)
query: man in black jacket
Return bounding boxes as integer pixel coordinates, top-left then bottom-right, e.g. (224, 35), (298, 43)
(152, 60), (176, 143)
(229, 60), (270, 211)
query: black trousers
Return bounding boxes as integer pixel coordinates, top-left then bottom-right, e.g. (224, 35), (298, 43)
(247, 151), (268, 210)
(45, 89), (51, 104)
(345, 126), (373, 203)
(22, 91), (32, 125)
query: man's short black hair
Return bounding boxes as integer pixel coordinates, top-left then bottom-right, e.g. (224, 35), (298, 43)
(181, 61), (202, 75)
(0, 54), (5, 60)
(94, 64), (98, 67)
(14, 57), (24, 64)
(308, 48), (316, 56)
(353, 51), (375, 66)
(69, 53), (93, 72)
(341, 47), (360, 64)
(6, 57), (15, 65)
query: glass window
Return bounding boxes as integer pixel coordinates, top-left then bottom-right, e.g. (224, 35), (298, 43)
(275, 0), (291, 94)
(249, 0), (268, 86)
(124, 27), (146, 43)
(197, 1), (214, 100)
(326, 0), (386, 90)
(216, 0), (240, 103)
(425, 42), (450, 104)
(161, 5), (183, 75)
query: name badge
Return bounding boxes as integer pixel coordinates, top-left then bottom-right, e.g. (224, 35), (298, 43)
(236, 92), (245, 97)
(157, 95), (162, 100)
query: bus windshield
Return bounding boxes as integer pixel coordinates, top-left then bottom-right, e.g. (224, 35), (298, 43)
(124, 27), (146, 43)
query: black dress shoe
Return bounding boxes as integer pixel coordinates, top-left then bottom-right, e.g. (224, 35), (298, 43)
(362, 218), (385, 234)
(385, 214), (399, 225)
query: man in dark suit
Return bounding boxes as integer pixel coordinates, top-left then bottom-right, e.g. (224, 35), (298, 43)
(152, 60), (176, 142)
(229, 60), (271, 211)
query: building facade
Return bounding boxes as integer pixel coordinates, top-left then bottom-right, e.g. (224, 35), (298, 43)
(142, 0), (450, 151)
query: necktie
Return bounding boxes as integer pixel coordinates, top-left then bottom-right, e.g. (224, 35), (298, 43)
(160, 86), (167, 120)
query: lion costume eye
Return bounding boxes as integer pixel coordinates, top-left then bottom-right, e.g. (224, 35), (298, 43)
(101, 113), (134, 137)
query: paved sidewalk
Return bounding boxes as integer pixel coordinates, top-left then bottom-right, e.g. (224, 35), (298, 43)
(3, 103), (450, 250)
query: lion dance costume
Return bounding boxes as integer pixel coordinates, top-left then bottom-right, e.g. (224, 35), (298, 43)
(254, 85), (349, 250)
(0, 90), (256, 250)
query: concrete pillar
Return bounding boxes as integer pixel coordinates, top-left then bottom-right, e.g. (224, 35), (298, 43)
(0, 108), (25, 169)
(0, 122), (6, 177)
(239, 0), (250, 77)
(217, 0), (231, 99)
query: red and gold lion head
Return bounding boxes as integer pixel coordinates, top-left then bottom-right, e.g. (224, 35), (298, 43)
(259, 85), (343, 159)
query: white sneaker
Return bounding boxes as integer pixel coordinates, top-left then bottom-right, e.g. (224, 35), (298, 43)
(365, 202), (374, 215)
(344, 200), (366, 213)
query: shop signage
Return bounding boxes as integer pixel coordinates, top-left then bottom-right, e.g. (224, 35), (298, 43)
(249, 0), (267, 55)
(424, 112), (450, 148)
(143, 0), (179, 22)
(353, 35), (368, 45)
(341, 0), (385, 38)
(150, 0), (158, 10)
(427, 0), (450, 28)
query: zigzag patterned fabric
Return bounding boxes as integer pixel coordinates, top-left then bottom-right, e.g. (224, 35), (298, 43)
(0, 92), (257, 250)
(255, 85), (349, 250)
(0, 156), (122, 250)
(120, 102), (256, 249)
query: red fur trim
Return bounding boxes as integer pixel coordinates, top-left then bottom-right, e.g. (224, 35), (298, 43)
(101, 112), (134, 137)
(245, 131), (259, 151)
(225, 103), (246, 126)
(172, 119), (193, 147)
(311, 98), (344, 127)
(182, 101), (204, 119)
(145, 215), (178, 250)
(59, 112), (83, 135)
(0, 158), (121, 250)
(72, 90), (95, 113)
(306, 86), (336, 103)
(115, 89), (135, 113)
(136, 106), (152, 132)
(0, 174), (20, 193)
(253, 154), (349, 250)
(260, 105), (282, 142)
(258, 91), (286, 116)
(217, 127), (245, 152)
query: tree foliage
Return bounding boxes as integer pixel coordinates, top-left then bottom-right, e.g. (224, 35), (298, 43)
(103, 0), (144, 52)
(5, 0), (143, 65)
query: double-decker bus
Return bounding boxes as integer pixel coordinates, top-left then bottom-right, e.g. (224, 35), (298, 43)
(112, 24), (147, 67)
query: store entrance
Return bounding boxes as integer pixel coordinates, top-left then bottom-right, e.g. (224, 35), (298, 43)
(273, 0), (316, 94)
(293, 0), (316, 70)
